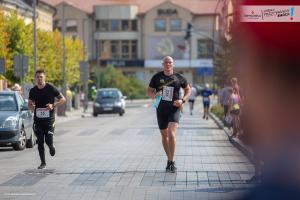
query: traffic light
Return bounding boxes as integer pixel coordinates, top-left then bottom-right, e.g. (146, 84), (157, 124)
(184, 22), (192, 40)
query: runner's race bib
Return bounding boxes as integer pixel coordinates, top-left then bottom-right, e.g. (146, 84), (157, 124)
(203, 97), (210, 102)
(36, 108), (50, 118)
(162, 86), (174, 101)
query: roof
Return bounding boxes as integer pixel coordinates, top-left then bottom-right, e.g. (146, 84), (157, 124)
(42, 0), (219, 15)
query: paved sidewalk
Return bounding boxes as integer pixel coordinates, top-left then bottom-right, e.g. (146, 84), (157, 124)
(0, 102), (254, 200)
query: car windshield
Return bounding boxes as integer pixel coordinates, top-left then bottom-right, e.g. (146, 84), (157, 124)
(97, 90), (119, 99)
(0, 94), (17, 111)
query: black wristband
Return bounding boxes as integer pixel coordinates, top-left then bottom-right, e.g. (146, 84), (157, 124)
(181, 99), (186, 103)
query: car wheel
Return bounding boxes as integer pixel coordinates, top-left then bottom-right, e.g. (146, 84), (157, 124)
(93, 112), (98, 117)
(12, 127), (27, 151)
(119, 111), (124, 116)
(26, 129), (35, 148)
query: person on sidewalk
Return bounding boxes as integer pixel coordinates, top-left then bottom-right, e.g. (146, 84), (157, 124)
(200, 84), (213, 120)
(28, 69), (66, 169)
(228, 87), (241, 139)
(188, 84), (197, 115)
(147, 56), (191, 173)
(220, 82), (232, 118)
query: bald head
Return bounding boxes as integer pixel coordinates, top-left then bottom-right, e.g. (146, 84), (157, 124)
(163, 56), (174, 63)
(162, 56), (174, 76)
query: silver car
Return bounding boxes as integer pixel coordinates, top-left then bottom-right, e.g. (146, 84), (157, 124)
(0, 91), (35, 150)
(93, 88), (126, 117)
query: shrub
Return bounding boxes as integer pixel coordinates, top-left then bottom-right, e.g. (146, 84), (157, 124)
(210, 104), (224, 120)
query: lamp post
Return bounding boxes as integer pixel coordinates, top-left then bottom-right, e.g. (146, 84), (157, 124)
(58, 1), (67, 116)
(33, 0), (37, 75)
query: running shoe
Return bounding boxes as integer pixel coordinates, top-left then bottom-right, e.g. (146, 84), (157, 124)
(166, 160), (172, 172)
(49, 145), (56, 156)
(38, 163), (46, 169)
(169, 161), (177, 173)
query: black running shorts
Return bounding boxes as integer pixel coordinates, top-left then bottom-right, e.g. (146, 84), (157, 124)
(156, 106), (180, 130)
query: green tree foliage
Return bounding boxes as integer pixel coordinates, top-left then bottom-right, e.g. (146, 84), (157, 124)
(1, 11), (84, 87)
(65, 37), (84, 86)
(214, 38), (234, 87)
(97, 65), (146, 99)
(0, 11), (10, 74)
(4, 12), (32, 82)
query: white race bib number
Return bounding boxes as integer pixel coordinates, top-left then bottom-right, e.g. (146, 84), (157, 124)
(162, 86), (174, 101)
(36, 108), (50, 118)
(203, 97), (210, 102)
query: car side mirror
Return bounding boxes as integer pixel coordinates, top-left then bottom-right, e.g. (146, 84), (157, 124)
(123, 96), (127, 100)
(21, 104), (29, 111)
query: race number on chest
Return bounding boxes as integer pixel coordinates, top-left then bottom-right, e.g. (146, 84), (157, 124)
(162, 86), (174, 101)
(36, 108), (50, 118)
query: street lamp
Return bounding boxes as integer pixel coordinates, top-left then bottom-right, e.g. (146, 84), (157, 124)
(33, 0), (37, 75)
(57, 1), (68, 116)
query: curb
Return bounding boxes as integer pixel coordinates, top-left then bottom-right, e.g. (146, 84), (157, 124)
(209, 112), (254, 162)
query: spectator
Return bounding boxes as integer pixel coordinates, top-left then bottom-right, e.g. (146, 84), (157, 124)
(12, 83), (23, 97)
(228, 87), (241, 139)
(220, 82), (232, 118)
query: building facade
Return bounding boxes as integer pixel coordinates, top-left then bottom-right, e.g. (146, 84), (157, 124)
(0, 0), (56, 31)
(48, 0), (220, 85)
(142, 1), (217, 84)
(53, 2), (93, 60)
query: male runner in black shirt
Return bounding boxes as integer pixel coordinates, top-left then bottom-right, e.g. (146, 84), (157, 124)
(147, 56), (191, 173)
(29, 69), (66, 169)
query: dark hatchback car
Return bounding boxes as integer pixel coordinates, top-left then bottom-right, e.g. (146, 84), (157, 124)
(93, 88), (126, 117)
(0, 91), (35, 150)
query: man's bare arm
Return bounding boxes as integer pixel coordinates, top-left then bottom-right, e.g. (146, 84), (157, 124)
(147, 87), (156, 99)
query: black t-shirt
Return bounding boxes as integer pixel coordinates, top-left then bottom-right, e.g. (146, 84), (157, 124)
(29, 83), (62, 121)
(149, 71), (188, 108)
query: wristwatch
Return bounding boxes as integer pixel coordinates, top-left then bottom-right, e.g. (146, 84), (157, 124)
(181, 99), (186, 104)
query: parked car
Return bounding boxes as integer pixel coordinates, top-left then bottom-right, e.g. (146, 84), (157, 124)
(93, 88), (126, 117)
(0, 91), (35, 150)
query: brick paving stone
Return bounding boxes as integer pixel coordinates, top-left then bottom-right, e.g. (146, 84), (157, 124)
(0, 102), (254, 200)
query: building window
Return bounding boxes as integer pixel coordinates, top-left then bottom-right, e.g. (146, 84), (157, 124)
(155, 19), (166, 31)
(111, 40), (119, 58)
(96, 19), (137, 32)
(53, 19), (61, 31)
(121, 40), (130, 59)
(96, 20), (100, 30)
(197, 39), (214, 58)
(66, 19), (77, 32)
(131, 40), (137, 59)
(110, 20), (119, 31)
(170, 19), (181, 31)
(131, 20), (137, 31)
(99, 40), (110, 59)
(99, 20), (109, 31)
(121, 20), (129, 31)
(99, 40), (138, 60)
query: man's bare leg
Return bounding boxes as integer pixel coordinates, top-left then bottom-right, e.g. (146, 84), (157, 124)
(160, 129), (171, 161)
(167, 122), (178, 173)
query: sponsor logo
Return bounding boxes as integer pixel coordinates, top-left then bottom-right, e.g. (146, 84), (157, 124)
(241, 6), (299, 22)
